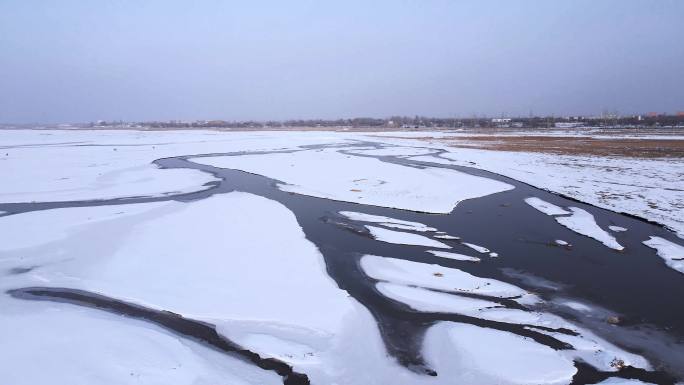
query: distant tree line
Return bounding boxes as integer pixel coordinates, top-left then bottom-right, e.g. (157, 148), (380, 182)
(86, 114), (684, 129)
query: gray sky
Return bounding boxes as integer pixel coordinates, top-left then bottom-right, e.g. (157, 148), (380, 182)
(1, 0), (683, 123)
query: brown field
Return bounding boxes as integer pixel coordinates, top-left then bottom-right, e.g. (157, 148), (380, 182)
(442, 135), (684, 158)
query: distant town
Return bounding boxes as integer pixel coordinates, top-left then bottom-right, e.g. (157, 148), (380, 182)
(3, 112), (684, 130)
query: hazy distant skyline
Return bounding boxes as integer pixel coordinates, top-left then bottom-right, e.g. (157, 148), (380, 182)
(1, 0), (683, 123)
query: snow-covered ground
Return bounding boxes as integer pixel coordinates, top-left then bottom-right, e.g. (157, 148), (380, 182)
(1, 129), (681, 384)
(369, 129), (684, 141)
(0, 130), (349, 203)
(6, 128), (678, 238)
(0, 299), (283, 385)
(194, 147), (513, 213)
(0, 192), (438, 385)
(379, 133), (683, 238)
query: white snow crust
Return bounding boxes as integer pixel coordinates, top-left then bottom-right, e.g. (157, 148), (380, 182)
(590, 379), (656, 385)
(376, 282), (498, 313)
(195, 147), (513, 213)
(427, 250), (480, 262)
(403, 143), (683, 238)
(463, 242), (491, 253)
(0, 300), (282, 385)
(524, 196), (623, 250)
(556, 207), (624, 250)
(434, 234), (460, 240)
(525, 197), (571, 215)
(365, 226), (450, 248)
(339, 211), (436, 232)
(643, 236), (684, 274)
(363, 256), (650, 375)
(423, 322), (577, 385)
(0, 193), (441, 384)
(347, 147), (436, 156)
(0, 130), (356, 203)
(360, 255), (530, 300)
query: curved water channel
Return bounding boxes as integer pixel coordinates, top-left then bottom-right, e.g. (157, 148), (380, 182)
(2, 140), (683, 384)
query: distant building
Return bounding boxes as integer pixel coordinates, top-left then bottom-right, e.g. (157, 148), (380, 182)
(555, 122), (584, 128)
(491, 118), (511, 123)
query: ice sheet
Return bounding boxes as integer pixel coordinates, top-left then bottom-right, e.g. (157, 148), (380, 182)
(0, 192), (450, 385)
(590, 379), (656, 385)
(463, 242), (490, 254)
(0, 130), (362, 203)
(339, 211), (436, 232)
(0, 300), (282, 385)
(525, 197), (571, 216)
(347, 147), (436, 156)
(434, 234), (460, 240)
(365, 226), (450, 248)
(195, 147), (514, 213)
(427, 250), (480, 262)
(360, 255), (531, 299)
(556, 207), (624, 250)
(423, 322), (577, 385)
(406, 145), (683, 238)
(643, 236), (684, 274)
(376, 282), (498, 313)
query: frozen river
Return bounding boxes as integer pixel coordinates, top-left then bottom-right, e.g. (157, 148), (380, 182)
(1, 132), (683, 385)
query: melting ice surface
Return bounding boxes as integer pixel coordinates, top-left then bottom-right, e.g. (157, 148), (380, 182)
(0, 299), (283, 385)
(360, 255), (533, 301)
(346, 146), (436, 157)
(195, 147), (514, 213)
(556, 208), (624, 251)
(434, 234), (460, 240)
(427, 250), (480, 262)
(462, 242), (491, 254)
(525, 197), (571, 215)
(590, 379), (656, 385)
(525, 196), (624, 251)
(643, 236), (684, 274)
(339, 211), (437, 232)
(362, 255), (652, 376)
(364, 225), (450, 249)
(375, 282), (500, 313)
(424, 322), (577, 385)
(0, 194), (431, 385)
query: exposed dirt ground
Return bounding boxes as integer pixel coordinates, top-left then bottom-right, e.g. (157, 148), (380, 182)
(443, 136), (684, 158)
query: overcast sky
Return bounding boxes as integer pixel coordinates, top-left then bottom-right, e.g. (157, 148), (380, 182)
(1, 0), (682, 123)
